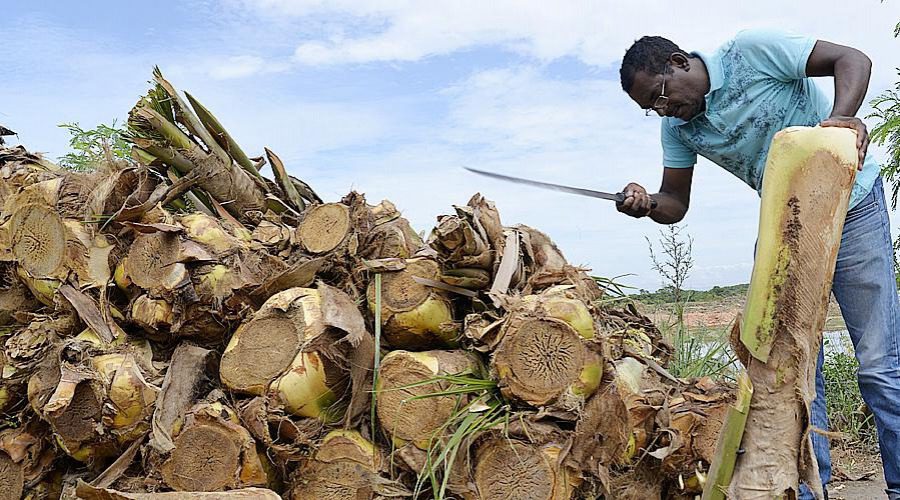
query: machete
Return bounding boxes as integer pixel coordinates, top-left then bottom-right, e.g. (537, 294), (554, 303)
(463, 166), (657, 209)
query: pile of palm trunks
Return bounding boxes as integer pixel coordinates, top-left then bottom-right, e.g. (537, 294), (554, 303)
(0, 70), (734, 500)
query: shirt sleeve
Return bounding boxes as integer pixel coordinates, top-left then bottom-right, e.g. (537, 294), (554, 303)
(734, 28), (817, 82)
(661, 120), (696, 168)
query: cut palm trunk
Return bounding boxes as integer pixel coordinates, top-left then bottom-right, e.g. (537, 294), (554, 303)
(729, 127), (858, 498)
(120, 213), (264, 341)
(295, 192), (373, 258)
(288, 429), (403, 500)
(367, 257), (459, 349)
(157, 400), (269, 492)
(220, 284), (367, 422)
(297, 203), (353, 254)
(375, 349), (482, 448)
(471, 437), (579, 500)
(491, 286), (602, 412)
(3, 201), (114, 291)
(26, 343), (158, 462)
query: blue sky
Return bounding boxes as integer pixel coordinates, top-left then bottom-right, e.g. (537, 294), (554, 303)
(2, 0), (899, 291)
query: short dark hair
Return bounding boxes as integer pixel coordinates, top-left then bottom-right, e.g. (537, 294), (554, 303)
(620, 36), (685, 92)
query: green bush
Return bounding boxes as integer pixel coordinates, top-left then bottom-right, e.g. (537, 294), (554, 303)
(57, 121), (130, 171)
(822, 338), (878, 448)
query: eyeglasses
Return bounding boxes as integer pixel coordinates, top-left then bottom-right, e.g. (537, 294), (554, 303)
(645, 66), (670, 116)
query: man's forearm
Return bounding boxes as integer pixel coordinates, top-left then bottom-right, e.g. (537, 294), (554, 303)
(649, 191), (689, 224)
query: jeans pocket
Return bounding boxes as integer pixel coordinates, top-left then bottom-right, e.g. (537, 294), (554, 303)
(845, 194), (878, 224)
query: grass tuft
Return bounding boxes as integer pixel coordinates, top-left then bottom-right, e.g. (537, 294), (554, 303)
(823, 336), (878, 449)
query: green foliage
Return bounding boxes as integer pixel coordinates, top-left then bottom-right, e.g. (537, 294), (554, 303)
(649, 310), (738, 381)
(869, 21), (900, 286)
(633, 283), (749, 305)
(57, 121), (130, 171)
(870, 76), (900, 209)
(822, 337), (878, 448)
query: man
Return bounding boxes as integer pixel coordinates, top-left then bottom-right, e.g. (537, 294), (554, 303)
(618, 29), (899, 499)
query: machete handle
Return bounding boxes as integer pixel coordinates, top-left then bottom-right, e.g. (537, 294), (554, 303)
(615, 193), (659, 210)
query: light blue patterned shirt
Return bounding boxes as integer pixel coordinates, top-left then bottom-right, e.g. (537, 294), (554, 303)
(661, 29), (878, 209)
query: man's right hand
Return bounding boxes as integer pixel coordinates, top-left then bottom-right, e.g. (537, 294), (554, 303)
(617, 182), (654, 218)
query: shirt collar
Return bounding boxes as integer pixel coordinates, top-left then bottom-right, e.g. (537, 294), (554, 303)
(696, 50), (724, 94)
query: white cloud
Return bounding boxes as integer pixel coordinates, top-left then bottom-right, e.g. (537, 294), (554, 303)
(237, 0), (900, 77)
(208, 55), (282, 80)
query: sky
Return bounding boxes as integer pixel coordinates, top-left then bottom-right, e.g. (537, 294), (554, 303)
(2, 0), (899, 291)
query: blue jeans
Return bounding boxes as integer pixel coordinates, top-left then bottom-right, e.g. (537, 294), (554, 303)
(800, 178), (900, 499)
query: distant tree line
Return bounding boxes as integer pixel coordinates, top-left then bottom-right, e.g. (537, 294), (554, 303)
(632, 283), (749, 305)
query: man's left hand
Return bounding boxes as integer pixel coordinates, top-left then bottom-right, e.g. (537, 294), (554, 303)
(820, 116), (868, 170)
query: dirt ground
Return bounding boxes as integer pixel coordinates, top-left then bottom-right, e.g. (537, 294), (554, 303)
(641, 296), (846, 333)
(829, 447), (887, 499)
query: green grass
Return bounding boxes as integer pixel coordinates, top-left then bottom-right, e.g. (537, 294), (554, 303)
(653, 310), (739, 381)
(822, 337), (878, 449)
(383, 371), (505, 500)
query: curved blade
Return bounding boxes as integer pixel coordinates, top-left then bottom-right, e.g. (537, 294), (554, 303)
(463, 166), (625, 203)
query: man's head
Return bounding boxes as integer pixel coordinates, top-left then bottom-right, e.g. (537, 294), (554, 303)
(620, 36), (710, 121)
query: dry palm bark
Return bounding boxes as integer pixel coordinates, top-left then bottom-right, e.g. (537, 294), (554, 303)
(75, 483), (283, 499)
(729, 127), (859, 499)
(0, 421), (55, 500)
(427, 194), (502, 291)
(363, 200), (423, 261)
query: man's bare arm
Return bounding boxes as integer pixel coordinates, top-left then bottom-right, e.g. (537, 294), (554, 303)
(807, 40), (872, 167)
